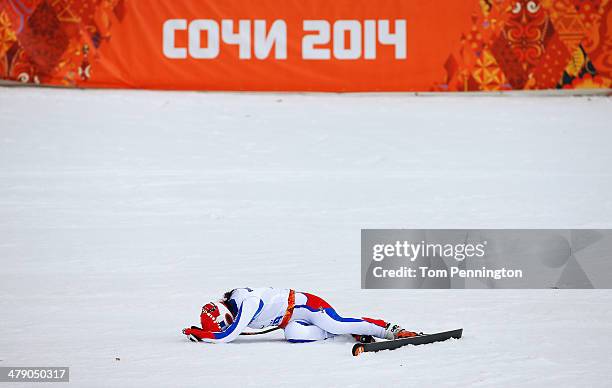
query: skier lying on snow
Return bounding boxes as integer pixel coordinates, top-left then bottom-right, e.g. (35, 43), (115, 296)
(182, 287), (418, 343)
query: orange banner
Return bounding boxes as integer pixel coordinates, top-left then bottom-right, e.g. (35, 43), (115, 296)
(1, 0), (611, 91)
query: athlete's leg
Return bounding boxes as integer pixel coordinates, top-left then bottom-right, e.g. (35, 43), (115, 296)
(291, 292), (388, 338)
(284, 320), (335, 343)
(304, 308), (387, 337)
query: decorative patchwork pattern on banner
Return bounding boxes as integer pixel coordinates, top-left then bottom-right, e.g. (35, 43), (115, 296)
(0, 0), (610, 91)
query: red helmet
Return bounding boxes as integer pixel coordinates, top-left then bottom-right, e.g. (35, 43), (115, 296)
(200, 301), (234, 332)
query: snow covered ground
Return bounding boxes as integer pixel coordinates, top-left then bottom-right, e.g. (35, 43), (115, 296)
(1, 87), (611, 387)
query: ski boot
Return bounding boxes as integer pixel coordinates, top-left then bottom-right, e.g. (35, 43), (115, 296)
(383, 323), (418, 340)
(352, 334), (376, 343)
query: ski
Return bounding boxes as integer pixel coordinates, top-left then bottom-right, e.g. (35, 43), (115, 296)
(352, 328), (463, 356)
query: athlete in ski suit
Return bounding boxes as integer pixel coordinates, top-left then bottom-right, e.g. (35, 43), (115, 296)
(182, 287), (417, 343)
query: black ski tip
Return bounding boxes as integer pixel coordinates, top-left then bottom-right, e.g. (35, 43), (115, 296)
(352, 343), (365, 357)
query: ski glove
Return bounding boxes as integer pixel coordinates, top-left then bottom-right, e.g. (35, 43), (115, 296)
(182, 326), (214, 340)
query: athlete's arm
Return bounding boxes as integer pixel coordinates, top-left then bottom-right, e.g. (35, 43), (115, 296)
(184, 297), (262, 343)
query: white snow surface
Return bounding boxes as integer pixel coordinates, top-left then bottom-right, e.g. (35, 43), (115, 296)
(1, 87), (612, 387)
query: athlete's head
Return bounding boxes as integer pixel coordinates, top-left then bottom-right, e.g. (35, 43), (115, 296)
(200, 301), (234, 331)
